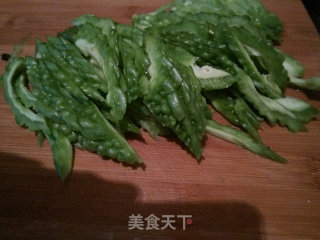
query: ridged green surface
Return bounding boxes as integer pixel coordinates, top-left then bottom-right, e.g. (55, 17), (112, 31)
(2, 0), (319, 179)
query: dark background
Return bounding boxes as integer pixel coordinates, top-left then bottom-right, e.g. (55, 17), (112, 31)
(303, 0), (320, 33)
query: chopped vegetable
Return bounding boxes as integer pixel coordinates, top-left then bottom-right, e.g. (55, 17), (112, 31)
(289, 76), (320, 91)
(1, 0), (319, 179)
(144, 31), (208, 158)
(206, 120), (287, 163)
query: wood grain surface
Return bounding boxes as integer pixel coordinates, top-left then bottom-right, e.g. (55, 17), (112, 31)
(0, 0), (320, 239)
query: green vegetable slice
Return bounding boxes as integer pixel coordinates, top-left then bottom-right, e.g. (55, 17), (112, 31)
(281, 52), (305, 78)
(48, 36), (108, 93)
(48, 129), (73, 181)
(206, 120), (287, 163)
(14, 72), (37, 109)
(62, 23), (127, 120)
(127, 99), (171, 139)
(3, 57), (49, 134)
(26, 56), (142, 164)
(166, 45), (237, 91)
(144, 31), (208, 158)
(223, 27), (283, 98)
(289, 77), (320, 91)
(236, 71), (319, 132)
(133, 0), (283, 42)
(205, 90), (262, 141)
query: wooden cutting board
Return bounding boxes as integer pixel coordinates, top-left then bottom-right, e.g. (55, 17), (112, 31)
(0, 0), (319, 239)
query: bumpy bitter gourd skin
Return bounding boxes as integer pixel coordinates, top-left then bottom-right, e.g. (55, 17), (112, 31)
(62, 23), (127, 121)
(144, 31), (208, 159)
(28, 56), (141, 164)
(3, 57), (73, 180)
(148, 16), (319, 133)
(2, 0), (320, 180)
(133, 0), (283, 43)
